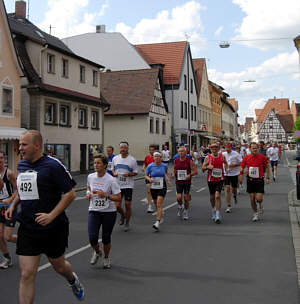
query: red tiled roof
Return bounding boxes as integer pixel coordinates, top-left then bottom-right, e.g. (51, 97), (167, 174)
(276, 114), (294, 133)
(100, 69), (162, 115)
(255, 109), (262, 117)
(135, 41), (187, 85)
(193, 58), (205, 97)
(256, 98), (290, 123)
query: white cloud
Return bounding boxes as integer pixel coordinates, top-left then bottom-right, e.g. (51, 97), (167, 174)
(232, 0), (300, 50)
(215, 26), (223, 37)
(38, 0), (109, 38)
(115, 1), (206, 51)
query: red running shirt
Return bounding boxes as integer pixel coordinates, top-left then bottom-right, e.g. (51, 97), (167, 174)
(144, 155), (154, 168)
(240, 153), (268, 179)
(207, 153), (224, 182)
(174, 157), (192, 185)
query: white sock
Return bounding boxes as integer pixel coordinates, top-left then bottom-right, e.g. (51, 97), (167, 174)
(216, 210), (220, 217)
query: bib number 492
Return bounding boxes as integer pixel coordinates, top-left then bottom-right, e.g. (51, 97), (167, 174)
(19, 182), (32, 192)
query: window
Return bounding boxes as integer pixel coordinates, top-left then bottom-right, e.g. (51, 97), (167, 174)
(62, 59), (69, 78)
(269, 125), (273, 129)
(180, 101), (184, 118)
(91, 111), (99, 129)
(93, 70), (98, 87)
(78, 108), (87, 127)
(80, 65), (86, 83)
(47, 54), (55, 73)
(260, 134), (265, 139)
(2, 88), (13, 115)
(269, 117), (273, 121)
(277, 134), (282, 140)
(190, 79), (193, 93)
(184, 75), (187, 90)
(156, 118), (159, 134)
(150, 117), (154, 133)
(59, 104), (70, 126)
(191, 105), (193, 121)
(184, 102), (187, 119)
(162, 120), (166, 135)
(44, 144), (70, 170)
(194, 106), (197, 121)
(45, 102), (56, 124)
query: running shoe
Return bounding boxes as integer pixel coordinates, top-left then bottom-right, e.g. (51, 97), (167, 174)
(153, 220), (160, 230)
(215, 216), (221, 224)
(225, 207), (232, 213)
(124, 222), (130, 232)
(211, 214), (216, 221)
(183, 209), (189, 220)
(103, 258), (111, 269)
(0, 257), (12, 269)
(119, 214), (125, 225)
(177, 206), (183, 217)
(70, 272), (85, 301)
(252, 213), (259, 222)
(273, 177), (276, 182)
(90, 250), (101, 265)
(147, 204), (154, 213)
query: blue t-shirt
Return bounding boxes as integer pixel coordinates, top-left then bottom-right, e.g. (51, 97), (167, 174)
(107, 154), (115, 176)
(146, 163), (168, 189)
(16, 155), (76, 231)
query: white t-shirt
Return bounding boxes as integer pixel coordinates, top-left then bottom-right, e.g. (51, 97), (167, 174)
(222, 151), (242, 176)
(267, 147), (279, 161)
(162, 150), (170, 162)
(87, 172), (121, 212)
(112, 154), (138, 189)
(192, 151), (199, 165)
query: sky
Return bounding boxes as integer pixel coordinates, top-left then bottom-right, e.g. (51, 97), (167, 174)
(4, 0), (300, 124)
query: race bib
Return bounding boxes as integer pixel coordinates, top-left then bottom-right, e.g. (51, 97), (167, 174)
(151, 177), (164, 189)
(212, 168), (222, 178)
(107, 162), (113, 171)
(177, 170), (187, 181)
(0, 184), (9, 200)
(249, 167), (259, 178)
(17, 171), (39, 200)
(91, 194), (110, 211)
(118, 175), (129, 186)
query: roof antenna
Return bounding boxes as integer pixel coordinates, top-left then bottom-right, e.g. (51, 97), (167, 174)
(27, 0), (30, 19)
(49, 25), (55, 35)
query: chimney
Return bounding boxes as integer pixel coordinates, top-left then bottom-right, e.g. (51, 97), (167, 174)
(96, 25), (106, 33)
(15, 0), (26, 18)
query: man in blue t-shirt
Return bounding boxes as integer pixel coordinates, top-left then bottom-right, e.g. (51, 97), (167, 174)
(106, 145), (115, 176)
(6, 130), (84, 303)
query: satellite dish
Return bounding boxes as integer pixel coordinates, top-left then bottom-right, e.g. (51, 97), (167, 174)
(219, 41), (230, 48)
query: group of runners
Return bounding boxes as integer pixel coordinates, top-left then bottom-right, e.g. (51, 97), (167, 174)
(0, 129), (279, 303)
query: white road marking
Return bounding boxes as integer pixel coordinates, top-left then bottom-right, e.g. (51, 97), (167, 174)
(152, 202), (178, 216)
(196, 187), (206, 192)
(38, 239), (102, 272)
(75, 196), (86, 201)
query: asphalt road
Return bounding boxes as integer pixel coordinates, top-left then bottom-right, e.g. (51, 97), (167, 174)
(1, 159), (300, 304)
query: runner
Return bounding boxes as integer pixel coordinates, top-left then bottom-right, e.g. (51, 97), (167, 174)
(86, 154), (121, 269)
(145, 152), (171, 231)
(6, 130), (84, 303)
(0, 151), (17, 269)
(235, 145), (244, 193)
(171, 146), (197, 220)
(191, 145), (200, 167)
(222, 144), (242, 213)
(202, 143), (228, 224)
(106, 145), (115, 176)
(112, 141), (138, 231)
(142, 145), (155, 213)
(267, 142), (279, 181)
(161, 144), (171, 165)
(240, 142), (270, 221)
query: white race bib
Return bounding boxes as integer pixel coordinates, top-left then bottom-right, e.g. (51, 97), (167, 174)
(0, 184), (9, 200)
(212, 168), (222, 178)
(118, 175), (129, 186)
(151, 177), (164, 189)
(177, 170), (187, 181)
(17, 171), (39, 200)
(249, 167), (259, 178)
(107, 162), (113, 171)
(91, 194), (110, 211)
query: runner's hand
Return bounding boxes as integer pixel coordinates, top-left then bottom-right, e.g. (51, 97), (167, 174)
(243, 168), (249, 175)
(123, 173), (130, 177)
(207, 164), (214, 170)
(150, 178), (155, 183)
(1, 199), (9, 205)
(35, 213), (55, 226)
(86, 193), (92, 201)
(97, 190), (107, 198)
(5, 205), (14, 220)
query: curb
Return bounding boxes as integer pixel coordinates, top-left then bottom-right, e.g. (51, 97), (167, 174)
(288, 188), (300, 287)
(74, 175), (145, 192)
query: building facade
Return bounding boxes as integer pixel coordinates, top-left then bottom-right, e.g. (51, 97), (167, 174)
(209, 81), (223, 140)
(0, 0), (24, 172)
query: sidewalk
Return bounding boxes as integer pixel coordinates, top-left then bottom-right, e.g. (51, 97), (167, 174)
(285, 150), (298, 168)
